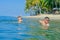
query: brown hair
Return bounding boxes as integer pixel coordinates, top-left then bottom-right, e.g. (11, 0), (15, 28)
(44, 17), (50, 21)
(45, 17), (49, 19)
(18, 16), (21, 18)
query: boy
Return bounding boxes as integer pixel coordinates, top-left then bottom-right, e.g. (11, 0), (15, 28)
(39, 17), (50, 30)
(18, 16), (22, 23)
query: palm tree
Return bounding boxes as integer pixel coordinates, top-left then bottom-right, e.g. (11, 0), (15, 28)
(25, 0), (40, 15)
(25, 0), (60, 15)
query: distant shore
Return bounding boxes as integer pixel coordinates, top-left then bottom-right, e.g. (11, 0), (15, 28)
(23, 14), (60, 20)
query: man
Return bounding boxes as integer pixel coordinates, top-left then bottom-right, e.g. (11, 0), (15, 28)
(39, 17), (50, 30)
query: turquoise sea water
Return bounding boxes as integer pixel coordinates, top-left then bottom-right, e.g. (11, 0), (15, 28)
(0, 17), (60, 40)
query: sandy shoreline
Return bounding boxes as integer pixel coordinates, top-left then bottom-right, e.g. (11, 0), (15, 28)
(22, 14), (60, 20)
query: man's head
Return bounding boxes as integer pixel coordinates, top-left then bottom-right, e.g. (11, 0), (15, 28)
(44, 17), (50, 21)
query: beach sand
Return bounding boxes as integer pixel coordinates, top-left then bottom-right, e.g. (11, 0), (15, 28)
(23, 14), (60, 20)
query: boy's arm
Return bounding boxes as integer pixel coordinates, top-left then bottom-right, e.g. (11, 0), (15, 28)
(39, 20), (46, 26)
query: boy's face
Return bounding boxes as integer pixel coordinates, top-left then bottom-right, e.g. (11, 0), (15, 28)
(45, 18), (50, 21)
(18, 17), (22, 20)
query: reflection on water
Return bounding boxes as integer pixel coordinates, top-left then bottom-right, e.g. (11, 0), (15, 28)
(0, 18), (60, 40)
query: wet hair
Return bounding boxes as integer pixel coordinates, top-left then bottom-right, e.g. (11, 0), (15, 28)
(44, 17), (50, 20)
(18, 16), (21, 18)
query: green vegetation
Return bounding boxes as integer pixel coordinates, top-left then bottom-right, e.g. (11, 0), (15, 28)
(25, 0), (60, 15)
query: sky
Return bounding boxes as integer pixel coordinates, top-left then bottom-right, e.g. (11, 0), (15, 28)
(0, 0), (29, 17)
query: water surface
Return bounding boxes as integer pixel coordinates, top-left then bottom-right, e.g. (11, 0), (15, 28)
(0, 17), (60, 40)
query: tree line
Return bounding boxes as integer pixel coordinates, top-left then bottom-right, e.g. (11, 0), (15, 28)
(25, 0), (60, 15)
